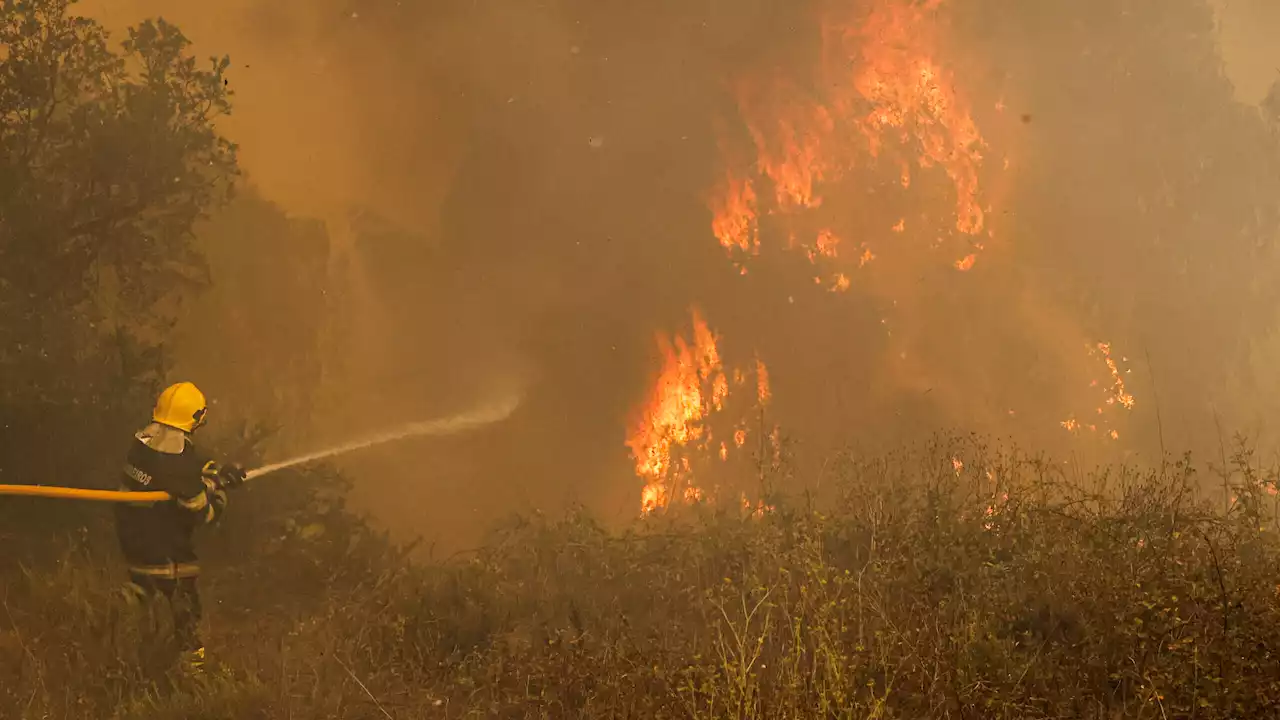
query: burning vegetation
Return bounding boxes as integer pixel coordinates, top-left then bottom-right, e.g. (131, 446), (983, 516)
(7, 0), (1280, 716)
(1061, 341), (1137, 439)
(627, 309), (775, 514)
(709, 0), (987, 279)
(630, 0), (997, 513)
(628, 0), (1146, 510)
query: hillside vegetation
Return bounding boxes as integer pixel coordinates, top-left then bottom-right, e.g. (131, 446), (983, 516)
(4, 438), (1280, 719)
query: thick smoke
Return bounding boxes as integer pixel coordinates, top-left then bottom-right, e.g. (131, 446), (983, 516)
(81, 0), (1280, 548)
(1212, 0), (1280, 103)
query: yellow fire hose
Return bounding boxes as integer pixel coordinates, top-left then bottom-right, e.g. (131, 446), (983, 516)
(0, 485), (172, 503)
(0, 460), (281, 504)
(0, 467), (269, 504)
(0, 466), (278, 504)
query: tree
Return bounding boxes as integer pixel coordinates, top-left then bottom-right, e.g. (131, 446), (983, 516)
(169, 186), (331, 453)
(949, 0), (1280, 453)
(0, 0), (237, 480)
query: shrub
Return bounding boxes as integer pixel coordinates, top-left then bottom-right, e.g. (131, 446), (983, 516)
(3, 437), (1280, 718)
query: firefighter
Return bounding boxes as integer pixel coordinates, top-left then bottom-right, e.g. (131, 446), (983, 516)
(114, 381), (246, 673)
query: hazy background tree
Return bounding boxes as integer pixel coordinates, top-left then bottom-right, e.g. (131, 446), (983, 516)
(168, 186), (332, 455)
(1265, 76), (1280, 130)
(0, 0), (236, 489)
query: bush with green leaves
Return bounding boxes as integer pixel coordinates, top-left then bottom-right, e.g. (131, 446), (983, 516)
(0, 0), (237, 492)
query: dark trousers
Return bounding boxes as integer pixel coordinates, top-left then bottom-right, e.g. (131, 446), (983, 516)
(129, 573), (203, 653)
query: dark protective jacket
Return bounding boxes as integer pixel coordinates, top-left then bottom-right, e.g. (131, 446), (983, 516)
(114, 423), (226, 579)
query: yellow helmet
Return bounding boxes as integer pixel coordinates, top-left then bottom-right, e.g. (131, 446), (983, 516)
(153, 382), (208, 433)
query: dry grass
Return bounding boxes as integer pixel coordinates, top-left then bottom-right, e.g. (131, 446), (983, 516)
(3, 435), (1280, 719)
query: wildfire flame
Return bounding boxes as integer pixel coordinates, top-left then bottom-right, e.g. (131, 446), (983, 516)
(756, 358), (771, 405)
(1061, 341), (1136, 440)
(631, 0), (1142, 515)
(1095, 342), (1135, 410)
(710, 0), (987, 282)
(710, 172), (760, 271)
(627, 309), (774, 514)
(741, 492), (776, 519)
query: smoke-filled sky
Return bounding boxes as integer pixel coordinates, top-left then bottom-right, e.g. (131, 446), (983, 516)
(81, 0), (1280, 548)
(1212, 0), (1280, 103)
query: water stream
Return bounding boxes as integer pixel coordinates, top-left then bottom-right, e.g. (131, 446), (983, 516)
(244, 391), (523, 481)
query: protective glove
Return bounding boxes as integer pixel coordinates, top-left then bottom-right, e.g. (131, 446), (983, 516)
(209, 487), (228, 517)
(217, 463), (248, 490)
